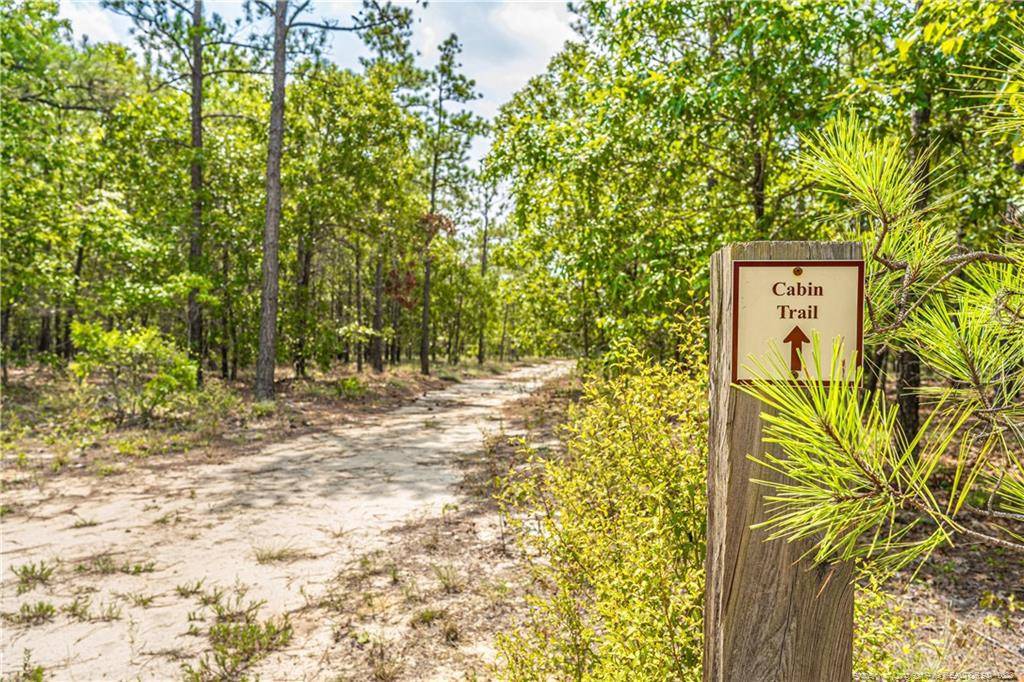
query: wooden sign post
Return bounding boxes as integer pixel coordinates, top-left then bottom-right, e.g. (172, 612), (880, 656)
(705, 241), (862, 681)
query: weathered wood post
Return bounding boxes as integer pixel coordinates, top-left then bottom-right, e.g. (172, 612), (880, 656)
(705, 241), (863, 681)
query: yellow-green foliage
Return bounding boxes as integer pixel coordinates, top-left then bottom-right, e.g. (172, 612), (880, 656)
(854, 575), (943, 678)
(498, 348), (708, 681)
(70, 322), (197, 424)
(499, 345), (939, 680)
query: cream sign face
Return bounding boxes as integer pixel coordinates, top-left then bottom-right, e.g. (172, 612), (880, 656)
(732, 260), (864, 383)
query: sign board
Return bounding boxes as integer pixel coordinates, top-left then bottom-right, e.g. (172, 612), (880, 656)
(732, 260), (863, 383)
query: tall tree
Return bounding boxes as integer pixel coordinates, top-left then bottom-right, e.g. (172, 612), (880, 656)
(103, 0), (249, 385)
(475, 175), (499, 365)
(417, 35), (482, 375)
(252, 0), (412, 398)
(254, 0), (288, 399)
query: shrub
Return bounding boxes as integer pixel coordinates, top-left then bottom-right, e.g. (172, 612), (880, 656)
(498, 342), (939, 679)
(69, 322), (197, 424)
(498, 346), (708, 680)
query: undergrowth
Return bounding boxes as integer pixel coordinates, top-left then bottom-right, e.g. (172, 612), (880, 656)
(497, 331), (944, 679)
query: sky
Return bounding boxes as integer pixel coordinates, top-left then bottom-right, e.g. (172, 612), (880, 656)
(57, 0), (578, 161)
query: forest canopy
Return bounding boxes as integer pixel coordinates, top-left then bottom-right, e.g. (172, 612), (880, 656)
(1, 0), (1022, 381)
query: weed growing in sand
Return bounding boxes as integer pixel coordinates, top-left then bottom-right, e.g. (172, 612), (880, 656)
(154, 511), (181, 525)
(176, 580), (205, 598)
(75, 554), (155, 576)
(71, 517), (99, 529)
(432, 564), (463, 594)
(401, 578), (423, 604)
(410, 607), (446, 627)
(441, 503), (459, 524)
(9, 649), (45, 682)
(12, 561), (55, 594)
(198, 586), (226, 608)
(6, 601), (57, 626)
(93, 461), (122, 477)
(122, 592), (154, 608)
(181, 600), (292, 681)
(76, 554), (117, 575)
(367, 638), (403, 681)
(210, 591), (263, 625)
(250, 401), (276, 419)
(62, 595), (92, 621)
(253, 544), (309, 564)
(442, 620), (460, 646)
(424, 528), (441, 552)
(95, 601), (123, 621)
(121, 561), (155, 575)
(356, 550), (386, 579)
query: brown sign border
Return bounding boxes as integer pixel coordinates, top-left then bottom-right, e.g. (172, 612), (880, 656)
(731, 259), (865, 385)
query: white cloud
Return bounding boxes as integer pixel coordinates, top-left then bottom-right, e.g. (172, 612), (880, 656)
(489, 1), (575, 58)
(56, 0), (575, 161)
(58, 1), (126, 44)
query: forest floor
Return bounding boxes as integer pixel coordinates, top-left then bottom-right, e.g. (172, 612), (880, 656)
(3, 361), (1021, 680)
(1, 360), (572, 680)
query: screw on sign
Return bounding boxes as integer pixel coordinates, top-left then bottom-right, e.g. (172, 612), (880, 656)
(707, 242), (864, 682)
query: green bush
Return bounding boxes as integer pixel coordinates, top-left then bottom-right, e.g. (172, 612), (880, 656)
(69, 322), (197, 424)
(498, 346), (708, 680)
(498, 343), (939, 680)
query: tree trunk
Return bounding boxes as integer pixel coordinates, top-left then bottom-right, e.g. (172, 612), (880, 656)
(254, 0), (288, 400)
(53, 308), (62, 356)
(343, 267), (352, 365)
(751, 148), (765, 228)
(1, 303), (10, 386)
(371, 249), (384, 373)
(420, 253), (431, 375)
(421, 112), (442, 376)
(293, 227), (313, 378)
(898, 100), (931, 450)
(498, 303), (509, 362)
(864, 347), (888, 395)
(450, 294), (463, 365)
(390, 298), (400, 366)
(229, 307), (238, 380)
(582, 282), (590, 358)
(477, 204), (489, 365)
(187, 0), (205, 386)
(355, 240), (363, 373)
(38, 310), (52, 354)
(220, 246), (230, 379)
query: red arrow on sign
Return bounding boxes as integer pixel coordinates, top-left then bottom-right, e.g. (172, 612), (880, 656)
(783, 325), (810, 376)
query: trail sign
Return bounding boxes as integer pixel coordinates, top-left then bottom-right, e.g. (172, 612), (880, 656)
(707, 242), (859, 682)
(732, 260), (864, 383)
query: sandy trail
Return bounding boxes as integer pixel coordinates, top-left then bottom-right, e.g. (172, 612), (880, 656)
(2, 361), (571, 680)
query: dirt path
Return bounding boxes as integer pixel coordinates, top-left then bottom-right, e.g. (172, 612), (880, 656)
(2, 361), (572, 680)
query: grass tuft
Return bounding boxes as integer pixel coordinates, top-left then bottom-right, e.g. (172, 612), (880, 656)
(5, 601), (57, 626)
(410, 607), (446, 628)
(253, 544), (310, 564)
(12, 561), (55, 594)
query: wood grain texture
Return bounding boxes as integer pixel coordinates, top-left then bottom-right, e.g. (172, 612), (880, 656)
(704, 241), (858, 682)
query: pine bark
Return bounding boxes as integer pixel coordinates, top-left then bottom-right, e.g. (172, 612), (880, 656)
(476, 210), (489, 365)
(371, 250), (384, 373)
(188, 0), (205, 386)
(254, 0), (288, 400)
